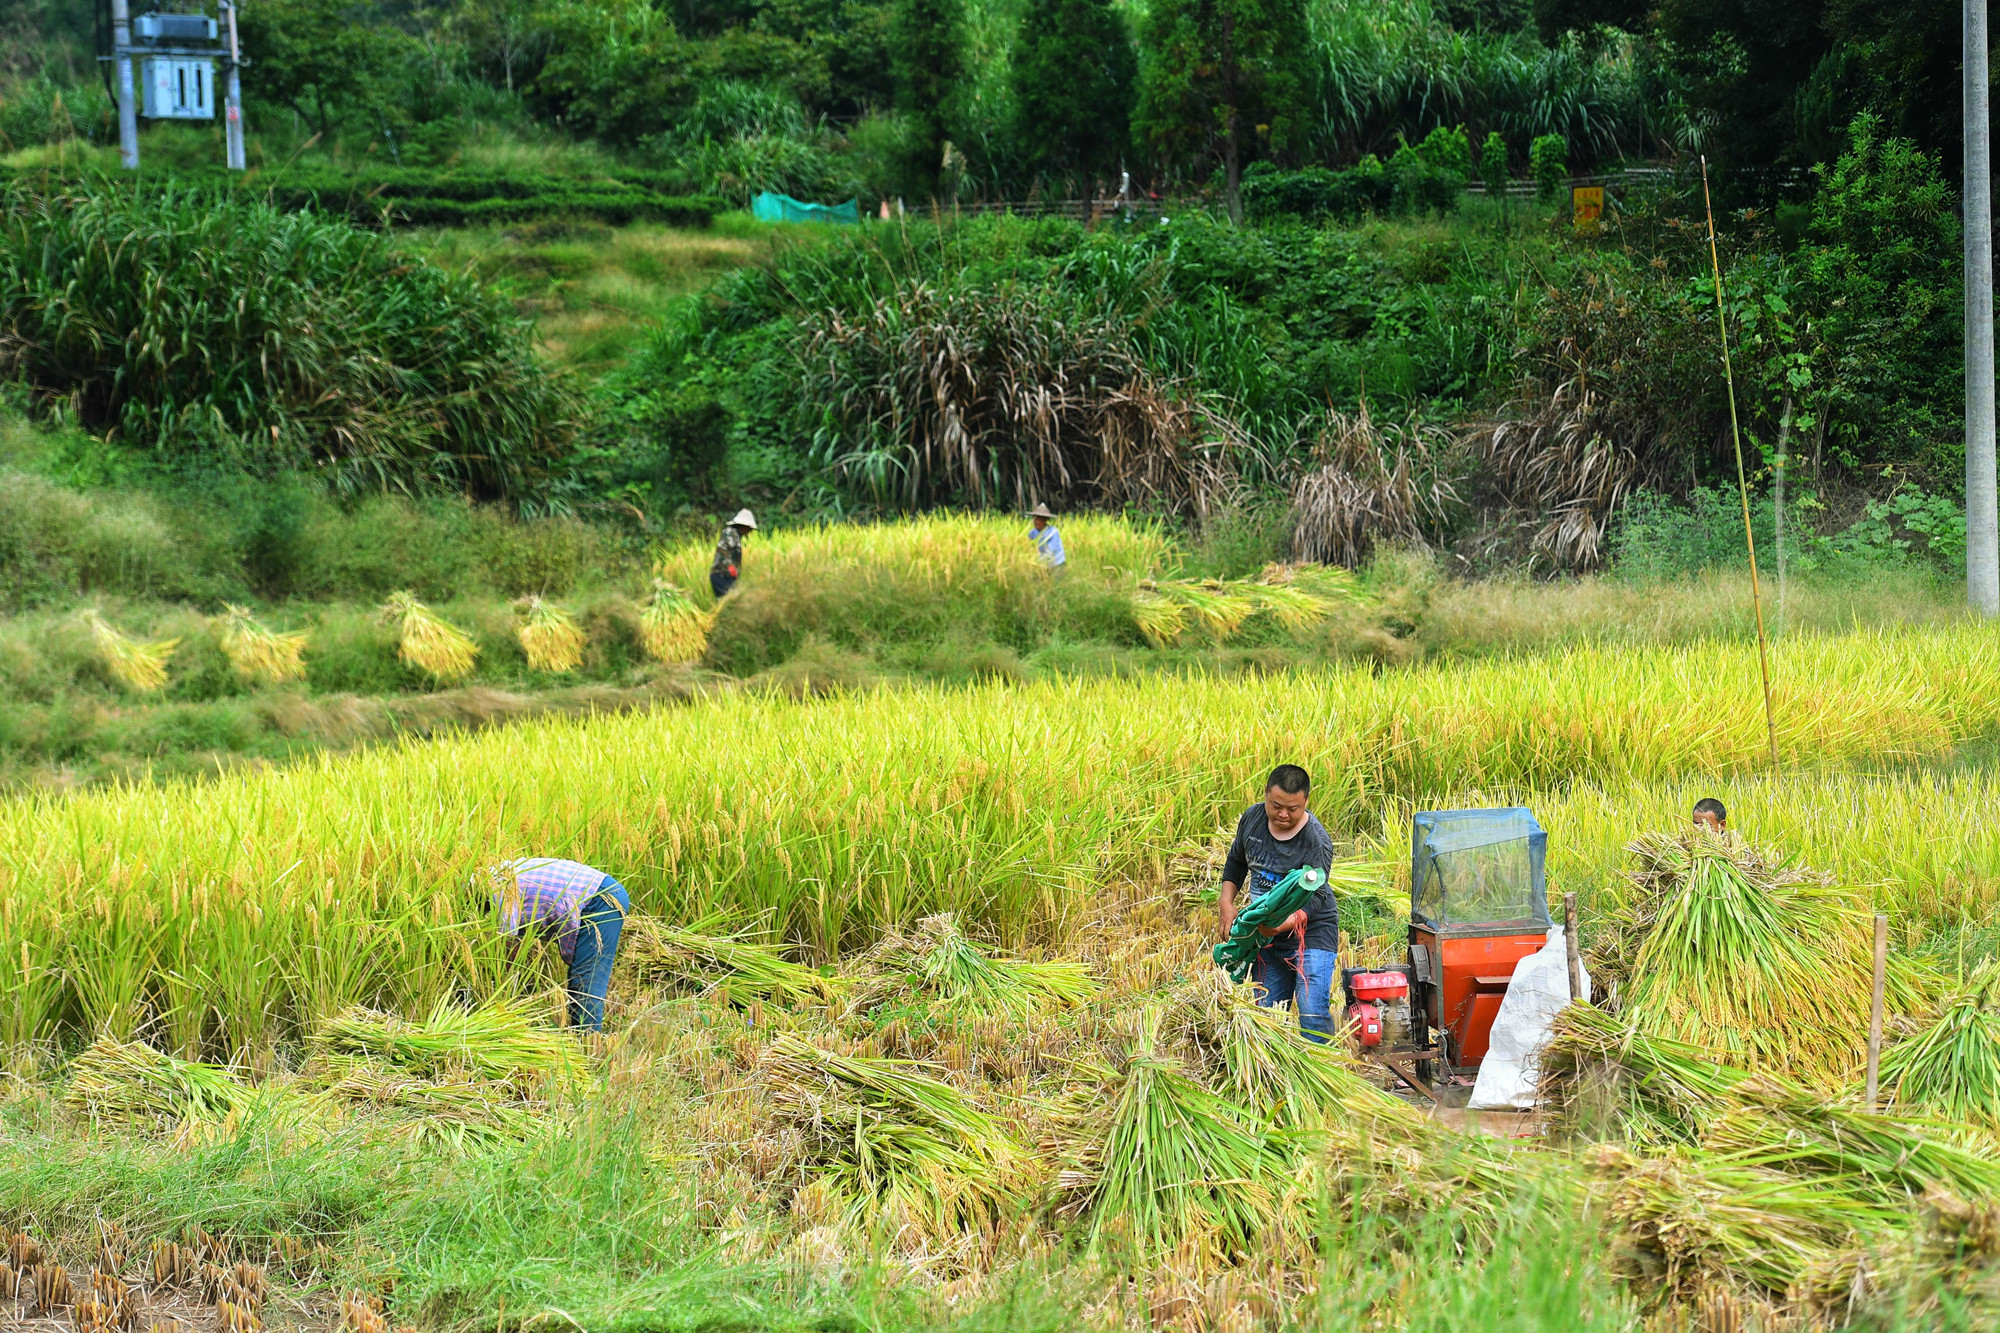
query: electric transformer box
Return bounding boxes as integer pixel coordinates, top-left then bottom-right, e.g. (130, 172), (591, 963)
(133, 12), (219, 41)
(141, 57), (215, 119)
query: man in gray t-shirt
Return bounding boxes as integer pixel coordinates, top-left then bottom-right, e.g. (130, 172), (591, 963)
(1217, 763), (1338, 1042)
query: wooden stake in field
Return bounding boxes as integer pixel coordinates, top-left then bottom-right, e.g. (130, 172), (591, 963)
(1867, 911), (1888, 1111)
(1700, 157), (1780, 768)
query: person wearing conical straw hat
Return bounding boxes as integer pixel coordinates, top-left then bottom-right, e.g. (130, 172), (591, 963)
(1027, 502), (1066, 574)
(711, 509), (757, 600)
(487, 858), (630, 1033)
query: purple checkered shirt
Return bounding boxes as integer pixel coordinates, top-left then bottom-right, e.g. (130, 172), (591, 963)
(494, 858), (609, 962)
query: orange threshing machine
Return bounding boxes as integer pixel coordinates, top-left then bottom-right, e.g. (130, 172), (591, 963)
(1339, 807), (1551, 1099)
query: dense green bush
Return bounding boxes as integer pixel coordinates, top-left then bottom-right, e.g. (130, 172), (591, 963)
(0, 181), (579, 499)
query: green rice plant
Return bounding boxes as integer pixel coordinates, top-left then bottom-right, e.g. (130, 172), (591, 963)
(213, 606), (308, 685)
(762, 1033), (1025, 1239)
(5, 625), (2000, 1048)
(637, 580), (714, 665)
(79, 610), (177, 692)
(515, 597), (585, 674)
(1052, 1009), (1288, 1260)
(620, 916), (837, 1006)
(311, 995), (579, 1095)
(62, 1037), (255, 1124)
(1879, 962), (2000, 1126)
(1540, 1002), (1752, 1143)
(1615, 831), (1924, 1083)
(379, 592), (479, 682)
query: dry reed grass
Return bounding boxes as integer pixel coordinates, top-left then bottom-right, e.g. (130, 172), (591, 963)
(1289, 405), (1455, 568)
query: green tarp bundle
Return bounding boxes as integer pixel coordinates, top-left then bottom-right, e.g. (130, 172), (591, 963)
(752, 192), (861, 224)
(1211, 865), (1327, 983)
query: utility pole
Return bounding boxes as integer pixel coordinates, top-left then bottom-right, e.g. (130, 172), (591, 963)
(110, 0), (140, 168)
(221, 0), (246, 170)
(1969, 0), (1999, 614)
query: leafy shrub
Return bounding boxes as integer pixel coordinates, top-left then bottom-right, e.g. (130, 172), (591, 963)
(1239, 159), (1389, 221)
(1530, 133), (1566, 200)
(0, 181), (579, 499)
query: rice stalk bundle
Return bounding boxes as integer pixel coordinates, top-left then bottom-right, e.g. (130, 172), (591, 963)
(80, 611), (178, 693)
(1244, 581), (1334, 631)
(621, 917), (836, 1007)
(763, 1032), (1025, 1239)
(320, 1058), (545, 1151)
(378, 591), (478, 682)
(639, 580), (714, 665)
(1879, 962), (2000, 1127)
(311, 996), (578, 1094)
(63, 1036), (255, 1123)
(513, 597), (585, 674)
(1617, 831), (1907, 1082)
(1701, 1077), (2000, 1207)
(213, 606), (307, 685)
(1539, 1002), (1751, 1143)
(873, 914), (1098, 1019)
(1053, 1009), (1287, 1258)
(1129, 588), (1187, 647)
(1584, 1142), (1892, 1303)
(1170, 580), (1259, 638)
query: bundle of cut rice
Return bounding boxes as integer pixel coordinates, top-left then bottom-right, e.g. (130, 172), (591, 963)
(515, 597), (585, 673)
(639, 580), (715, 665)
(63, 1036), (255, 1123)
(81, 610), (178, 692)
(214, 605), (308, 684)
(1611, 831), (1927, 1083)
(1879, 962), (2000, 1127)
(379, 591), (478, 681)
(311, 995), (579, 1094)
(851, 913), (1097, 1020)
(622, 916), (837, 1006)
(762, 1033), (1026, 1240)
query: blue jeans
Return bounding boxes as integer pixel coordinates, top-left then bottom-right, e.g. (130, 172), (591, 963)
(1252, 944), (1339, 1044)
(566, 877), (629, 1032)
(710, 571), (736, 599)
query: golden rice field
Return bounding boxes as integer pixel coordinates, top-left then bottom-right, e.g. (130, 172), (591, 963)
(3, 623), (1999, 1060)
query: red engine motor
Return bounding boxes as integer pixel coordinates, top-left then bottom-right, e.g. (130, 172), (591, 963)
(1343, 970), (1408, 1049)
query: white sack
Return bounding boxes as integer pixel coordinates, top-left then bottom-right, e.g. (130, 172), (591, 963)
(1467, 925), (1589, 1111)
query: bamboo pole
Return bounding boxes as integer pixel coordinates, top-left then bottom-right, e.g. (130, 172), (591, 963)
(1563, 892), (1583, 1003)
(1700, 156), (1780, 768)
(1866, 912), (1888, 1111)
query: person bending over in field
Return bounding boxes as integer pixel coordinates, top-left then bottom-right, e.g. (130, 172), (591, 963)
(488, 857), (629, 1032)
(1692, 797), (1729, 834)
(710, 509), (757, 600)
(1217, 764), (1339, 1042)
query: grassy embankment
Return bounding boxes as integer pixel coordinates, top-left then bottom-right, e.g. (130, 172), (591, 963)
(5, 624), (2000, 1329)
(0, 408), (1969, 791)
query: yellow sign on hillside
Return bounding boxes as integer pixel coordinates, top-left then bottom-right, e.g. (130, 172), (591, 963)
(1572, 185), (1604, 235)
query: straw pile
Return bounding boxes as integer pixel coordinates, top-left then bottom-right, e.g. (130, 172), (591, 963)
(622, 916), (837, 1006)
(214, 605), (308, 684)
(515, 597), (585, 673)
(639, 580), (714, 664)
(80, 610), (178, 692)
(63, 1036), (255, 1123)
(1606, 831), (1921, 1081)
(379, 591), (479, 681)
(1880, 962), (2000, 1127)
